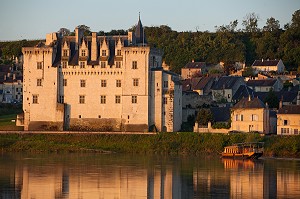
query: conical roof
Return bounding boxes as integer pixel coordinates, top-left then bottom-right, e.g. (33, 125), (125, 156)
(135, 13), (147, 44)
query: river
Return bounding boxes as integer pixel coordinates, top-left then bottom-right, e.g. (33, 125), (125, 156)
(0, 153), (299, 199)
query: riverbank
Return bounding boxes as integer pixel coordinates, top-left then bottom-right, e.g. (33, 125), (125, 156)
(0, 132), (300, 158)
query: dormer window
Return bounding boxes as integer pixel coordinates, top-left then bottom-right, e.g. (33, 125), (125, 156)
(81, 50), (86, 57)
(102, 50), (106, 56)
(117, 50), (122, 56)
(63, 50), (68, 57)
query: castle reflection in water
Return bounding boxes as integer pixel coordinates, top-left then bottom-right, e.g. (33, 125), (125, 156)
(0, 154), (300, 199)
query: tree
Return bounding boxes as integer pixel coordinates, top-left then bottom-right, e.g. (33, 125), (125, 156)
(264, 89), (279, 109)
(290, 9), (300, 29)
(215, 20), (238, 32)
(58, 28), (70, 36)
(263, 17), (280, 32)
(76, 25), (91, 36)
(196, 108), (214, 125)
(242, 13), (260, 33)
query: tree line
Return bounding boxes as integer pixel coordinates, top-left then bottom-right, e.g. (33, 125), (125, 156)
(1, 10), (300, 73)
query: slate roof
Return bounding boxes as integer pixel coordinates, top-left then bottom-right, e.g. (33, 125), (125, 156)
(181, 77), (214, 92)
(210, 107), (230, 122)
(135, 15), (146, 44)
(232, 85), (254, 101)
(254, 90), (298, 104)
(278, 105), (300, 114)
(183, 62), (206, 69)
(247, 79), (277, 87)
(252, 59), (280, 66)
(232, 97), (266, 109)
(212, 76), (243, 90)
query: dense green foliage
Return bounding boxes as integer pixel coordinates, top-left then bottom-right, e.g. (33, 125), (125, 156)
(1, 10), (300, 73)
(0, 133), (299, 158)
(0, 40), (42, 60)
(196, 108), (214, 125)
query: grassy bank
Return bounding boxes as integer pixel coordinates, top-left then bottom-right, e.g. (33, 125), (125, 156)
(0, 132), (300, 158)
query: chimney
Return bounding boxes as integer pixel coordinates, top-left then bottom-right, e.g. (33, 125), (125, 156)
(279, 96), (283, 109)
(128, 31), (136, 45)
(75, 27), (83, 49)
(91, 32), (97, 61)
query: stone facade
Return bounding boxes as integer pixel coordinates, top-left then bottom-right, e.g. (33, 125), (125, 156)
(19, 18), (182, 132)
(252, 59), (285, 73)
(231, 97), (270, 134)
(277, 105), (300, 135)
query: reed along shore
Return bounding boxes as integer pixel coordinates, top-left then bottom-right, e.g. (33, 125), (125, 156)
(0, 132), (300, 158)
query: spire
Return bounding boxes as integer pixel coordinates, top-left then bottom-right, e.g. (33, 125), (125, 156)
(135, 13), (147, 45)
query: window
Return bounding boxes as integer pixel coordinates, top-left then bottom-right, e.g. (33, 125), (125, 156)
(63, 50), (68, 57)
(37, 79), (42, 86)
(101, 61), (106, 68)
(102, 50), (106, 56)
(63, 79), (67, 86)
(62, 61), (67, 68)
(81, 50), (86, 56)
(163, 97), (168, 104)
(80, 79), (86, 87)
(100, 95), (106, 104)
(80, 61), (85, 69)
(294, 129), (299, 135)
(116, 80), (121, 87)
(101, 80), (107, 87)
(163, 81), (168, 88)
(132, 61), (137, 69)
(251, 114), (258, 121)
(115, 95), (121, 104)
(37, 62), (43, 69)
(133, 78), (139, 86)
(281, 128), (289, 134)
(32, 95), (38, 104)
(116, 61), (121, 68)
(79, 95), (85, 104)
(228, 94), (231, 98)
(59, 95), (64, 103)
(117, 50), (121, 56)
(235, 114), (243, 121)
(132, 95), (137, 103)
(284, 120), (288, 126)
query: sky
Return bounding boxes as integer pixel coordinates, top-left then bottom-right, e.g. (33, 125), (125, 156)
(0, 0), (299, 41)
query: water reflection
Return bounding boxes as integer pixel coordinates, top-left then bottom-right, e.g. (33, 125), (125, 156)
(0, 153), (300, 199)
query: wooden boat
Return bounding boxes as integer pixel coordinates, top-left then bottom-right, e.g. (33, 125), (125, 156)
(221, 142), (264, 159)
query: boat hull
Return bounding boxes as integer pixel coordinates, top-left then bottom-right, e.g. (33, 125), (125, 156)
(222, 152), (263, 159)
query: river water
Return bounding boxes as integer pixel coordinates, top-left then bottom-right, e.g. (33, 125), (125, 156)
(0, 153), (299, 199)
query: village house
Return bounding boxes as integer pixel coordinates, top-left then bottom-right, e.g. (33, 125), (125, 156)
(211, 76), (245, 102)
(181, 61), (206, 79)
(17, 17), (182, 132)
(246, 78), (283, 92)
(251, 59), (285, 73)
(230, 96), (271, 134)
(277, 105), (300, 135)
(0, 65), (23, 103)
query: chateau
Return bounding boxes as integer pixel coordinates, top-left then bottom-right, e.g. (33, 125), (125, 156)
(18, 17), (182, 132)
